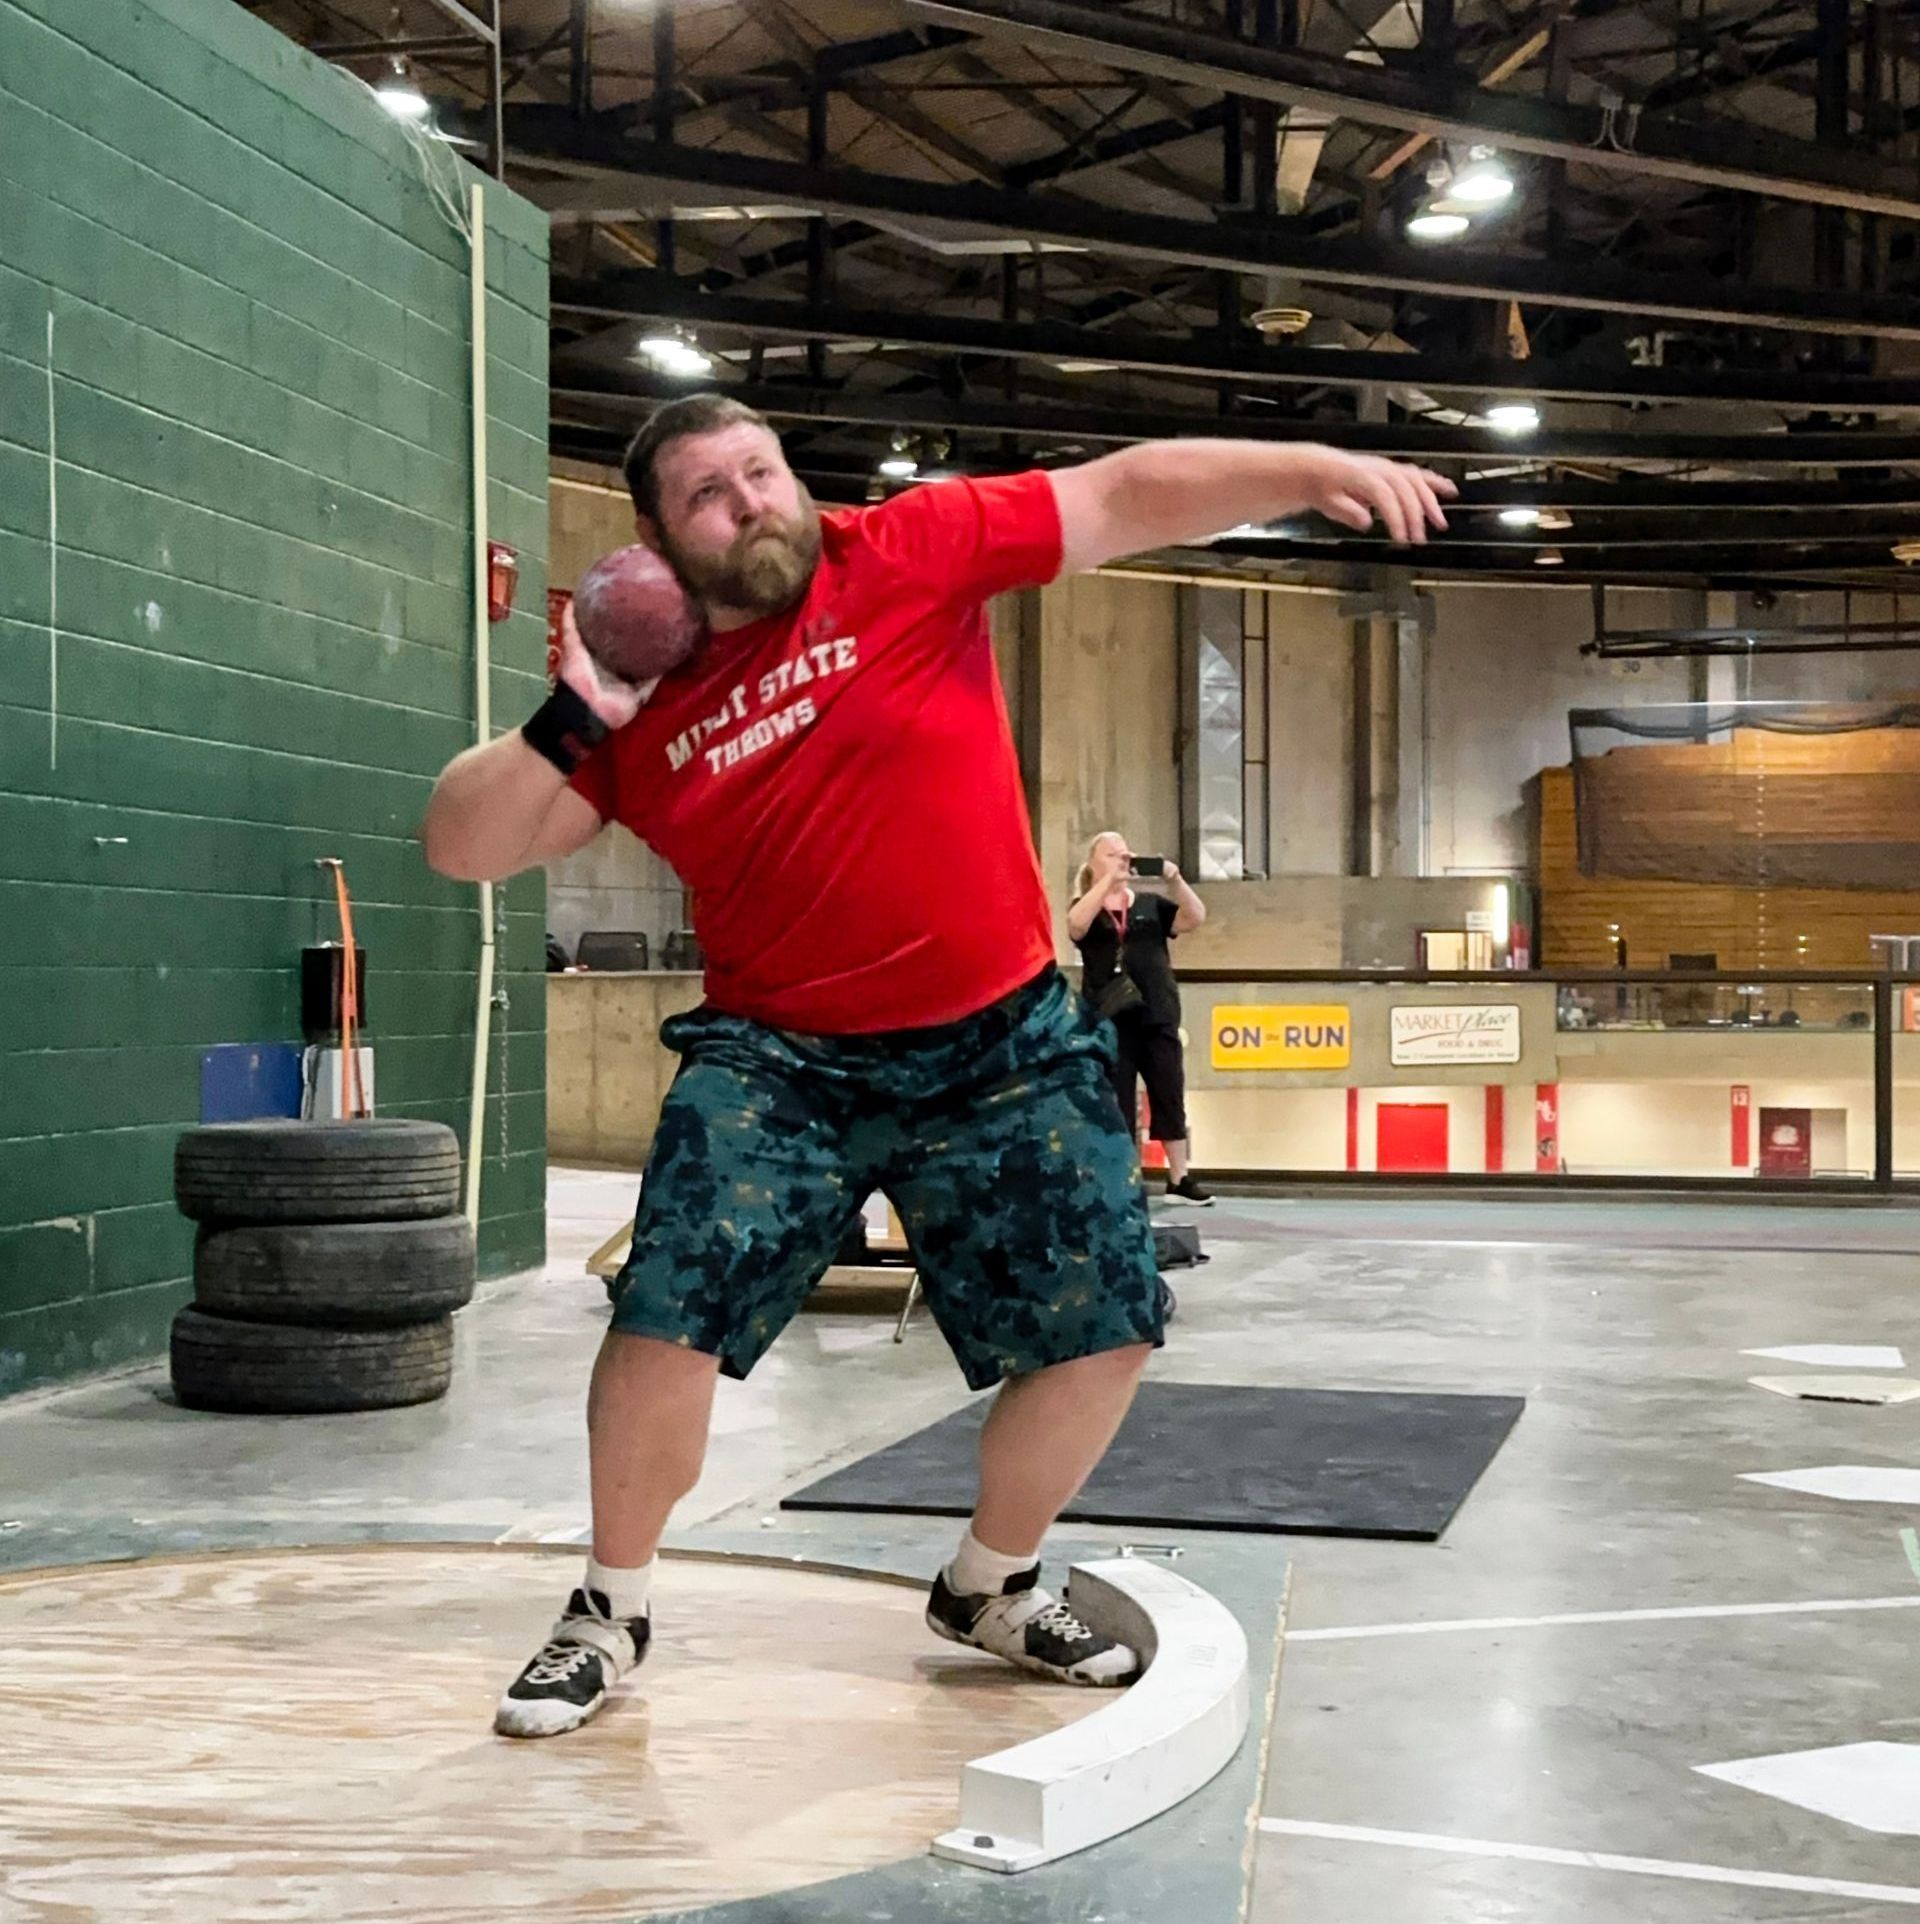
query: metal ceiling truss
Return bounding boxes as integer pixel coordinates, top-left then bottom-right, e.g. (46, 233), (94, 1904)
(510, 128), (1920, 343)
(897, 0), (1920, 220)
(1586, 614), (1920, 658)
(550, 274), (1920, 413)
(256, 0), (1920, 590)
(554, 375), (1920, 468)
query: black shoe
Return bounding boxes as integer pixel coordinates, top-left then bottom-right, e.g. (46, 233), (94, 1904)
(926, 1564), (1140, 1686)
(1164, 1176), (1214, 1206)
(494, 1587), (650, 1738)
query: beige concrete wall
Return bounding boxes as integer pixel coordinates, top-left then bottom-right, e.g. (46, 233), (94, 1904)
(1158, 873), (1519, 972)
(1557, 1079), (1876, 1179)
(1746, 593), (1920, 704)
(1171, 879), (1346, 971)
(1034, 572), (1182, 945)
(1264, 589), (1351, 876)
(547, 972), (705, 1165)
(550, 460), (636, 592)
(1183, 1086), (1351, 1171)
(1424, 583), (1696, 877)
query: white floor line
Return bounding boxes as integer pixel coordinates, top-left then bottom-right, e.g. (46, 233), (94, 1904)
(1258, 1819), (1920, 1906)
(1288, 1594), (1920, 1643)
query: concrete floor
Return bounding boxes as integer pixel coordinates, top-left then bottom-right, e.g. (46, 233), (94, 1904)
(6, 1170), (1920, 1919)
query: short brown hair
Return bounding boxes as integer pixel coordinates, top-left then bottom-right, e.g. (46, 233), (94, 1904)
(622, 394), (772, 519)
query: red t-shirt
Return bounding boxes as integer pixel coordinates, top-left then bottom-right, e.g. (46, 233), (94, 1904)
(568, 471), (1063, 1034)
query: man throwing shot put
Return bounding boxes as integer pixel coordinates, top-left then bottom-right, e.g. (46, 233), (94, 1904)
(422, 396), (1452, 1737)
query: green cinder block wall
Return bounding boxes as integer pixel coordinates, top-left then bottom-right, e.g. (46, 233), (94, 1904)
(0, 0), (551, 1395)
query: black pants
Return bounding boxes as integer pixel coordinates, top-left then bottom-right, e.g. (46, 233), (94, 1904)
(1109, 1015), (1188, 1143)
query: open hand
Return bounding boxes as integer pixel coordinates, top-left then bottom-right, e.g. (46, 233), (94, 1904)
(1306, 451), (1455, 545)
(556, 599), (656, 730)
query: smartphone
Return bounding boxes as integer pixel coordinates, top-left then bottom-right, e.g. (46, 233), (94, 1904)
(1129, 855), (1167, 878)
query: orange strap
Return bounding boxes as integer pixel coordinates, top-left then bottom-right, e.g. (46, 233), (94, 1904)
(327, 863), (367, 1119)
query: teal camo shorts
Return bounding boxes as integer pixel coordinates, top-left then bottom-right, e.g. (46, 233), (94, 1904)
(609, 966), (1165, 1391)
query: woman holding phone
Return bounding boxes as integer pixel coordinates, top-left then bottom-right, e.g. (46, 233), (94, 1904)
(1068, 831), (1212, 1206)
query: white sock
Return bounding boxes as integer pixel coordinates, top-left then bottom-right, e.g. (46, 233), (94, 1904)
(583, 1554), (654, 1619)
(948, 1529), (1040, 1597)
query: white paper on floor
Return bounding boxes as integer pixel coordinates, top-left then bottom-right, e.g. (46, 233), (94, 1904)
(1742, 1466), (1920, 1503)
(813, 1325), (894, 1354)
(1744, 1345), (1906, 1370)
(1749, 1375), (1920, 1406)
(1697, 1741), (1920, 1836)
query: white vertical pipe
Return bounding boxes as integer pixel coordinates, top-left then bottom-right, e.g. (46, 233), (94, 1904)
(465, 179), (495, 1234)
(45, 310), (58, 770)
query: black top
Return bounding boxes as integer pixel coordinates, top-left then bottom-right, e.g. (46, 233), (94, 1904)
(1075, 891), (1182, 1029)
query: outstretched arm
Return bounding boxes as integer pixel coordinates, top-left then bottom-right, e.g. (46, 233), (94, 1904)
(1049, 440), (1454, 577)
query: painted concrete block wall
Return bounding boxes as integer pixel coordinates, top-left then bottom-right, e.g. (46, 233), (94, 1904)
(0, 0), (550, 1394)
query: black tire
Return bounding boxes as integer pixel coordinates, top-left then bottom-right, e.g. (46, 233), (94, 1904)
(175, 1120), (461, 1225)
(193, 1217), (476, 1327)
(169, 1308), (455, 1414)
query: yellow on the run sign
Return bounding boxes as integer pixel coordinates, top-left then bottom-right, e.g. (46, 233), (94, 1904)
(1210, 1005), (1353, 1070)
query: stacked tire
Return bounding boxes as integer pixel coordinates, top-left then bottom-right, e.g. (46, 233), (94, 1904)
(170, 1120), (474, 1415)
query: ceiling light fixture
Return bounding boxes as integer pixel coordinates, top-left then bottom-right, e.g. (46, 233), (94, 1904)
(1250, 305), (1313, 337)
(1534, 547), (1565, 567)
(1406, 210), (1470, 241)
(1498, 506), (1542, 528)
(877, 455), (918, 479)
(637, 333), (712, 378)
(1450, 148), (1514, 205)
(1485, 401), (1542, 434)
(375, 65), (430, 120)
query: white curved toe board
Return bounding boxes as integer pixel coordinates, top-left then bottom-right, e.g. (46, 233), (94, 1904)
(931, 1557), (1251, 1874)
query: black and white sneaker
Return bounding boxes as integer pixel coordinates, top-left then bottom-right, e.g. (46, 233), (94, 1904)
(494, 1587), (650, 1738)
(926, 1564), (1140, 1686)
(1163, 1176), (1214, 1207)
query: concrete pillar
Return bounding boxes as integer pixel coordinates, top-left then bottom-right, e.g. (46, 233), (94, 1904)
(1706, 589), (1743, 706)
(1345, 583), (1428, 877)
(1177, 585), (1249, 881)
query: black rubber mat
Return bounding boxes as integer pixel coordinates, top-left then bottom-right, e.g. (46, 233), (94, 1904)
(782, 1381), (1524, 1541)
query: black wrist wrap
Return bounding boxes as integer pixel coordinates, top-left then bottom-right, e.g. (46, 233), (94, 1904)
(522, 680), (610, 777)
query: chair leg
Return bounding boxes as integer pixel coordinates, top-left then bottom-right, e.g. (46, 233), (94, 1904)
(893, 1272), (922, 1343)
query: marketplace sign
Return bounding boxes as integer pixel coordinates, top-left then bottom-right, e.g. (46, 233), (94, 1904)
(1389, 1003), (1522, 1067)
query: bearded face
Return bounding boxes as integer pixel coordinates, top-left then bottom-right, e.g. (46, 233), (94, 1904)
(659, 491), (823, 619)
(647, 423), (824, 621)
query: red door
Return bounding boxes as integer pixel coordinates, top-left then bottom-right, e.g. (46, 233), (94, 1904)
(1758, 1107), (1813, 1179)
(1378, 1103), (1450, 1173)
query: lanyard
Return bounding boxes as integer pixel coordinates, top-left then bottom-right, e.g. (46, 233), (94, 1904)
(1106, 904), (1128, 947)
